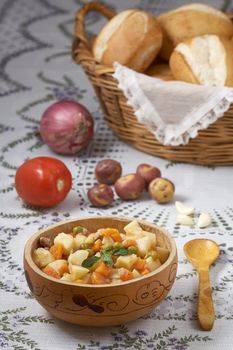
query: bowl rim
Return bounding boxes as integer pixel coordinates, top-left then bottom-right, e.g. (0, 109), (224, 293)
(24, 215), (177, 288)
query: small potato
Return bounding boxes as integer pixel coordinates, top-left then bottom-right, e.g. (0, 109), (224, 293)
(149, 177), (174, 204)
(136, 163), (161, 189)
(114, 174), (145, 200)
(95, 159), (122, 185)
(87, 184), (114, 207)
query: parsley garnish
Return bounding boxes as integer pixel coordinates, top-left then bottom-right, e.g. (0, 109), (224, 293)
(81, 256), (100, 268)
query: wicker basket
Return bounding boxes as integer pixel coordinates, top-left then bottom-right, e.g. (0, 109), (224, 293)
(72, 2), (233, 166)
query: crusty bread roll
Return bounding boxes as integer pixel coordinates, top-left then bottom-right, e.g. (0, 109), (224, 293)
(169, 35), (233, 87)
(93, 9), (163, 72)
(145, 64), (174, 81)
(158, 3), (233, 61)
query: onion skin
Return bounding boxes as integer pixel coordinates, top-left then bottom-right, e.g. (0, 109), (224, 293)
(40, 100), (94, 155)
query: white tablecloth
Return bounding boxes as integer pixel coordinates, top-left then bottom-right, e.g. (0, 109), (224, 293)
(0, 0), (233, 349)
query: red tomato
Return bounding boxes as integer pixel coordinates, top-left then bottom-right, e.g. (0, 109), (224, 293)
(15, 157), (72, 208)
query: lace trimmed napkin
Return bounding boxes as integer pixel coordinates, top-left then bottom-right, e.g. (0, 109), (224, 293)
(113, 63), (233, 146)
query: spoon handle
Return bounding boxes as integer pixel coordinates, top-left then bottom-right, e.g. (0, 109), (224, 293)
(197, 268), (215, 331)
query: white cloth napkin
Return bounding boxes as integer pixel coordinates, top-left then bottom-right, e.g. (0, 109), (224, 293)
(113, 63), (233, 146)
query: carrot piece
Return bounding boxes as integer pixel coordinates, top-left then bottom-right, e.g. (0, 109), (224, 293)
(95, 261), (112, 277)
(102, 228), (122, 242)
(58, 263), (69, 276)
(111, 231), (122, 242)
(91, 272), (108, 284)
(133, 258), (146, 272)
(141, 268), (150, 276)
(118, 268), (133, 281)
(102, 228), (117, 236)
(42, 266), (60, 279)
(92, 239), (102, 253)
(49, 243), (63, 260)
(123, 239), (136, 248)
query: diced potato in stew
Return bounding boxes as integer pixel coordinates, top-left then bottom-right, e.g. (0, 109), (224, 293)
(33, 221), (170, 285)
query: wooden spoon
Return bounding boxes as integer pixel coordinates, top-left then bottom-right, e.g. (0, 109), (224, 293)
(184, 239), (220, 331)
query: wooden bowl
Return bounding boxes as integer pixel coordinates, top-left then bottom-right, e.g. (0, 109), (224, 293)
(24, 216), (178, 326)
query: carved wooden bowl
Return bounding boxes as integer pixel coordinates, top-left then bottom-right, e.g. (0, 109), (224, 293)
(24, 216), (178, 326)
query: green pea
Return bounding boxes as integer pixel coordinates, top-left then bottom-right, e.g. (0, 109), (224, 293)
(128, 246), (138, 254)
(102, 244), (113, 251)
(113, 242), (123, 249)
(73, 226), (84, 234)
(80, 243), (89, 250)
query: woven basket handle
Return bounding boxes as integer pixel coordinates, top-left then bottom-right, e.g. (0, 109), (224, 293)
(75, 2), (116, 49)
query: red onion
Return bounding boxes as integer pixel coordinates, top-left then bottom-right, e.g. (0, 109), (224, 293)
(40, 100), (94, 155)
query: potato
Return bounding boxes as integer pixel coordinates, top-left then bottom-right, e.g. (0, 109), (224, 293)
(148, 177), (174, 204)
(136, 236), (155, 257)
(85, 233), (95, 245)
(54, 233), (74, 255)
(141, 230), (156, 245)
(115, 254), (138, 270)
(146, 257), (161, 271)
(114, 173), (145, 200)
(33, 248), (54, 268)
(136, 163), (161, 189)
(124, 220), (142, 235)
(73, 234), (86, 250)
(87, 184), (114, 207)
(60, 273), (72, 282)
(102, 236), (114, 245)
(95, 159), (122, 185)
(157, 246), (170, 263)
(47, 260), (68, 274)
(68, 250), (89, 266)
(132, 269), (141, 278)
(69, 264), (89, 281)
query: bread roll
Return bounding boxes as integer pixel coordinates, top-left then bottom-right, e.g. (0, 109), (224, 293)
(145, 64), (174, 81)
(169, 35), (233, 87)
(158, 3), (233, 60)
(93, 10), (163, 72)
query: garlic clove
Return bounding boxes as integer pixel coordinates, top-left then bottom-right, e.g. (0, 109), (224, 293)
(175, 201), (195, 215)
(197, 213), (212, 228)
(176, 214), (194, 226)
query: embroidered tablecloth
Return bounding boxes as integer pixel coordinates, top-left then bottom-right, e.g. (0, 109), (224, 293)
(0, 0), (233, 349)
